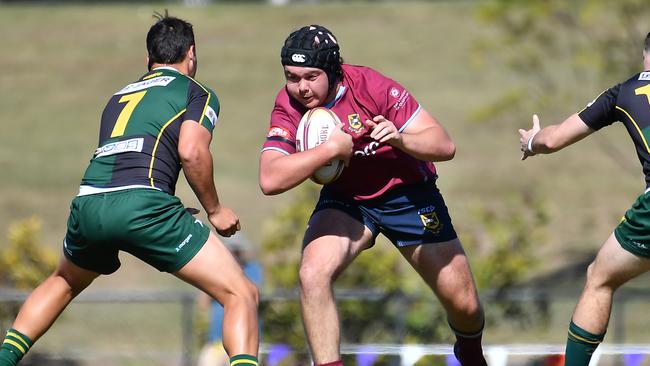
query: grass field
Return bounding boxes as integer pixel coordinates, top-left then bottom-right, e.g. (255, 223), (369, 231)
(1, 2), (644, 285)
(1, 0), (649, 299)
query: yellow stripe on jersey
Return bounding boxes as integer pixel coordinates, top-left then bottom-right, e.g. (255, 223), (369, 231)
(230, 359), (258, 366)
(143, 72), (163, 80)
(616, 106), (650, 154)
(3, 339), (26, 354)
(6, 331), (29, 349)
(568, 329), (601, 345)
(149, 109), (186, 187)
(578, 89), (608, 115)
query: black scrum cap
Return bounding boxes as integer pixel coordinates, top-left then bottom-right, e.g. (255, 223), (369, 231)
(281, 25), (342, 87)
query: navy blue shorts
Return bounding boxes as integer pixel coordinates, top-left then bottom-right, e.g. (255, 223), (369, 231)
(312, 182), (458, 247)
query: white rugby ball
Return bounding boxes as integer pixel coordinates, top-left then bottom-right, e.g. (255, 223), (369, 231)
(296, 107), (345, 185)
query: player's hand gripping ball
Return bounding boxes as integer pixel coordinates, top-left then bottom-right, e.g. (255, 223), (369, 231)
(296, 107), (345, 184)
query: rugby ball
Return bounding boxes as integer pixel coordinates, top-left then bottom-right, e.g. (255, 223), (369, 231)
(296, 107), (345, 184)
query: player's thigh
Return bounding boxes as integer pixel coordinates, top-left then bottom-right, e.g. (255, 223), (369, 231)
(54, 255), (101, 294)
(589, 232), (650, 288)
(301, 208), (375, 280)
(174, 232), (253, 303)
(399, 238), (478, 303)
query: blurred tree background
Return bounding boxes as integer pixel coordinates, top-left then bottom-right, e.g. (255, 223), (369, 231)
(472, 0), (647, 170)
(0, 218), (57, 327)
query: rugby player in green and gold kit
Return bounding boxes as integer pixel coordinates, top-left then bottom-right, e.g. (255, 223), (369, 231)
(519, 32), (650, 366)
(0, 14), (259, 366)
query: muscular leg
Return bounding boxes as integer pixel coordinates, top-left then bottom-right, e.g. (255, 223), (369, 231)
(299, 209), (374, 365)
(0, 256), (99, 366)
(399, 238), (486, 365)
(572, 233), (650, 332)
(13, 256), (100, 341)
(565, 233), (650, 366)
(174, 232), (259, 358)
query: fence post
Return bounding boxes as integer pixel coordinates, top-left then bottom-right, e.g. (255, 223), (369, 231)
(612, 291), (626, 344)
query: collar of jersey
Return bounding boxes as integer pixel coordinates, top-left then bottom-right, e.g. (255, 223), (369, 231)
(323, 85), (346, 109)
(152, 66), (182, 74)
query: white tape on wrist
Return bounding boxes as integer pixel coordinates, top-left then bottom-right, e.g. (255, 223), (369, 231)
(527, 130), (540, 154)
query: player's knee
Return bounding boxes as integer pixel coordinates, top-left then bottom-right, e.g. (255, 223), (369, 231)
(299, 262), (332, 292)
(460, 299), (483, 321)
(238, 278), (260, 309)
(585, 261), (620, 291)
(447, 292), (483, 321)
(248, 280), (260, 307)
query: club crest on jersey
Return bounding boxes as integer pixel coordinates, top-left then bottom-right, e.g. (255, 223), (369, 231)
(347, 114), (365, 133)
(418, 206), (441, 233)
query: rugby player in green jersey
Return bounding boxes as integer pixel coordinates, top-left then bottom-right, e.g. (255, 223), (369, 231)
(519, 32), (650, 366)
(0, 14), (259, 366)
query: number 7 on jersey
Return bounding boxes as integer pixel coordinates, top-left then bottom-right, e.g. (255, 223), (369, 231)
(110, 91), (147, 137)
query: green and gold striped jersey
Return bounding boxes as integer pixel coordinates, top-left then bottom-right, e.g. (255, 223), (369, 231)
(80, 67), (219, 195)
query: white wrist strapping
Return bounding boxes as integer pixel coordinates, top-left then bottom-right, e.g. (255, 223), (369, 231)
(527, 130), (540, 154)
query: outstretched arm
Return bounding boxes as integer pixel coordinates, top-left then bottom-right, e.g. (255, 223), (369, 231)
(179, 120), (240, 236)
(366, 108), (456, 162)
(519, 113), (595, 160)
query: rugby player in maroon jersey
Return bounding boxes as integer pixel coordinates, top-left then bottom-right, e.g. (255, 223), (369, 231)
(260, 25), (487, 366)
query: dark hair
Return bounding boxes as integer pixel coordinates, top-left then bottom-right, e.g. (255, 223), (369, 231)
(281, 25), (343, 90)
(146, 11), (195, 70)
(645, 32), (650, 52)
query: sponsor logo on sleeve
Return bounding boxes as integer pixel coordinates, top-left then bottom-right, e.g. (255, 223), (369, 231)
(390, 88), (410, 111)
(267, 127), (289, 138)
(205, 106), (218, 127)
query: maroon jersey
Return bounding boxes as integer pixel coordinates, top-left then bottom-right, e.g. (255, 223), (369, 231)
(262, 64), (437, 200)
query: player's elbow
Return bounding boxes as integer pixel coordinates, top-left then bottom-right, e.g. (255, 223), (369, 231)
(444, 141), (456, 160)
(259, 174), (284, 196)
(435, 141), (456, 161)
(178, 143), (203, 165)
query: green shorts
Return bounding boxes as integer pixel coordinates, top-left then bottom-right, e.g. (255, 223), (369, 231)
(64, 188), (210, 274)
(614, 191), (650, 258)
